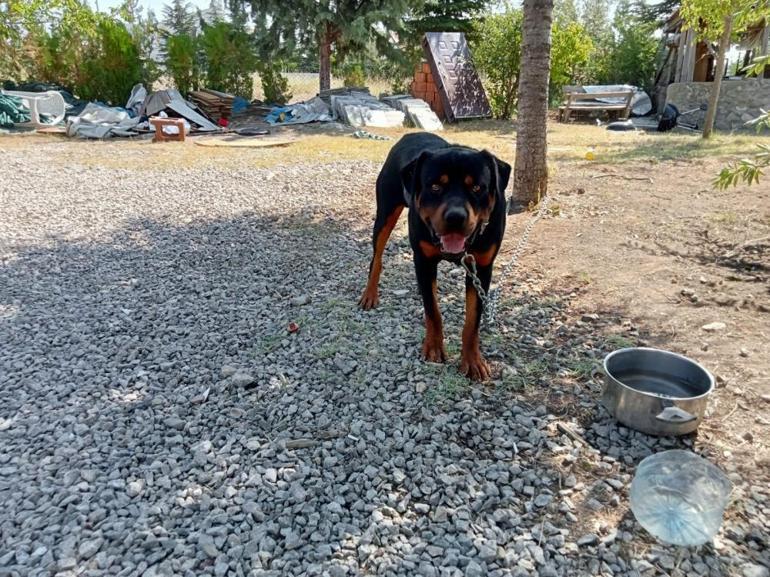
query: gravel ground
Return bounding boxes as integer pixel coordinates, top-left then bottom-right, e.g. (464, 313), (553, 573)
(0, 146), (768, 577)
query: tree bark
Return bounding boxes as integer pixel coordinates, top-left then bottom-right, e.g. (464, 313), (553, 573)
(511, 0), (554, 212)
(319, 22), (334, 93)
(702, 13), (733, 139)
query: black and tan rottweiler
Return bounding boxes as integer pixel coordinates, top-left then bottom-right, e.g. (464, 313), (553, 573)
(359, 132), (511, 380)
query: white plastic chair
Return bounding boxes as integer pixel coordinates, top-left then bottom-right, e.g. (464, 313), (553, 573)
(1, 90), (66, 127)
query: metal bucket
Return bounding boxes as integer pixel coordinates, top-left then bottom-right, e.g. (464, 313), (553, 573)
(602, 348), (714, 436)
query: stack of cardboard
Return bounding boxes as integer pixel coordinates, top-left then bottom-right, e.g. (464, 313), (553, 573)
(409, 62), (445, 120)
(188, 89), (235, 123)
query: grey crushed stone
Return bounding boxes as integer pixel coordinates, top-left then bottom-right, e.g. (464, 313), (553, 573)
(0, 146), (767, 576)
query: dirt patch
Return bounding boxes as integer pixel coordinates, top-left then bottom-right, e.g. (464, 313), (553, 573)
(515, 153), (770, 477)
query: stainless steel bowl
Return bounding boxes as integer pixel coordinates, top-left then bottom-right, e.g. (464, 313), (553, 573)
(602, 347), (714, 436)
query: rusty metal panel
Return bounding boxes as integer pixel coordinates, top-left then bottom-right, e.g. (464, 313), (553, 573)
(422, 32), (491, 121)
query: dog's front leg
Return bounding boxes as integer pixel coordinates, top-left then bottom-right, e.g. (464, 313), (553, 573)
(414, 253), (446, 363)
(460, 263), (492, 380)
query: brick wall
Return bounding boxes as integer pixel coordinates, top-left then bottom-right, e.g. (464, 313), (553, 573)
(410, 62), (445, 120)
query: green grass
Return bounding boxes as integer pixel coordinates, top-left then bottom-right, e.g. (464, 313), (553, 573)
(259, 333), (284, 354)
(577, 271), (592, 285)
(423, 365), (471, 405)
(605, 334), (637, 349)
(568, 358), (601, 380)
(315, 340), (344, 360)
(498, 372), (530, 393)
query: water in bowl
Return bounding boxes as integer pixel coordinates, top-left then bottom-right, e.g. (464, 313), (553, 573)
(614, 368), (697, 397)
(630, 450), (731, 547)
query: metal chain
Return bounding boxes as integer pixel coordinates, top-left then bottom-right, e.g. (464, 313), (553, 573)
(461, 195), (551, 330)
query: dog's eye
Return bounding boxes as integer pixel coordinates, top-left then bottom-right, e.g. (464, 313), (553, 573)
(472, 185), (481, 193)
(431, 184), (442, 192)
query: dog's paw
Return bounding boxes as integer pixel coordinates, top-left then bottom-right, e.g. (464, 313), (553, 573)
(422, 339), (447, 363)
(460, 352), (491, 381)
(358, 289), (379, 310)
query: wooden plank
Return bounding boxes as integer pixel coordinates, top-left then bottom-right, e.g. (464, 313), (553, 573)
(674, 32), (686, 82)
(561, 93), (574, 122)
(559, 89), (635, 122)
(567, 103), (632, 110)
(194, 137), (296, 148)
(682, 29), (696, 82)
(567, 91), (635, 101)
(620, 91), (634, 119)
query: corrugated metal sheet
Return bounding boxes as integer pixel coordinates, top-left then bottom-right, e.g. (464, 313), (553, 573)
(422, 32), (491, 121)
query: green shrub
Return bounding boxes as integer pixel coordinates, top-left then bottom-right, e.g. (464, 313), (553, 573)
(550, 21), (593, 103)
(341, 63), (366, 88)
(30, 1), (150, 105)
(473, 10), (594, 116)
(200, 21), (257, 98)
(472, 10), (523, 119)
(78, 16), (144, 105)
(258, 63), (292, 104)
(165, 33), (199, 95)
(602, 11), (659, 92)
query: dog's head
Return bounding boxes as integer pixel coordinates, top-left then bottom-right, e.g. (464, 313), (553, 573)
(401, 147), (511, 254)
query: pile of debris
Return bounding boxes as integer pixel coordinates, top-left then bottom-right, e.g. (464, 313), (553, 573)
(330, 91), (405, 128)
(262, 87), (444, 131)
(65, 85), (223, 139)
(265, 97), (331, 125)
(381, 95), (443, 131)
(189, 89), (234, 124)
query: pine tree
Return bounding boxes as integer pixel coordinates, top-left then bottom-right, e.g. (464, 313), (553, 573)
(580, 0), (612, 41)
(554, 0), (580, 24)
(202, 0), (226, 24)
(409, 0), (489, 35)
(161, 0), (197, 36)
(246, 0), (421, 91)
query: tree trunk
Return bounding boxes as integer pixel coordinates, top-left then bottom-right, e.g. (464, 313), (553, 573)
(319, 22), (333, 93)
(703, 13), (733, 139)
(511, 0), (554, 212)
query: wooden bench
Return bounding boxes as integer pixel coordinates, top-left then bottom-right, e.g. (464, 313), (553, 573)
(559, 87), (634, 122)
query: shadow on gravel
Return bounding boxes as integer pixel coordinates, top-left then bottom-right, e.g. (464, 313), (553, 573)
(0, 213), (760, 577)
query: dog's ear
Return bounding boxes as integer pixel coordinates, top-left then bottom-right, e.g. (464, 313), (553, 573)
(401, 151), (431, 205)
(482, 151), (512, 197)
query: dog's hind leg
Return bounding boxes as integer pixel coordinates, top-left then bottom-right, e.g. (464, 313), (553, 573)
(359, 201), (404, 310)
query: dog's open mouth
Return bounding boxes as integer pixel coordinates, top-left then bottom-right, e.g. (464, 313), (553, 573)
(439, 233), (467, 254)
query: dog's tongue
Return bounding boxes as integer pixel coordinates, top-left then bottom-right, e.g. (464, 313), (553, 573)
(440, 233), (466, 254)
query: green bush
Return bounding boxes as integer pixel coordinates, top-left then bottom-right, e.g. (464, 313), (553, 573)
(165, 33), (199, 95)
(550, 21), (593, 102)
(200, 21), (257, 98)
(473, 10), (592, 118)
(29, 1), (151, 105)
(0, 0), (53, 81)
(602, 16), (658, 91)
(341, 63), (366, 88)
(78, 16), (145, 105)
(472, 10), (523, 119)
(258, 63), (292, 104)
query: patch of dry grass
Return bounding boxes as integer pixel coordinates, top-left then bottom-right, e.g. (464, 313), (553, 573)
(2, 120), (768, 171)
